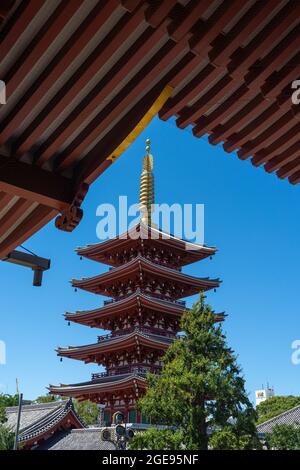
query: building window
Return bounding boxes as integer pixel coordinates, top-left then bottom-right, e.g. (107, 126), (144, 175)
(128, 409), (137, 423)
(141, 414), (149, 424)
(104, 410), (111, 426)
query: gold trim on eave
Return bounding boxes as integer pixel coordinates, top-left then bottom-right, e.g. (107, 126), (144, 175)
(106, 85), (173, 163)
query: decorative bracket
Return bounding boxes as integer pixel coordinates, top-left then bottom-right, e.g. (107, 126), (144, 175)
(55, 182), (89, 232)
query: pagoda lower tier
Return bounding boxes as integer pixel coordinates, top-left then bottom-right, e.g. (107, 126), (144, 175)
(49, 373), (147, 425)
(72, 256), (220, 298)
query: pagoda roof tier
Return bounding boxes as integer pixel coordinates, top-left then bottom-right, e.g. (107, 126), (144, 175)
(65, 291), (225, 328)
(72, 256), (220, 298)
(76, 222), (216, 267)
(65, 291), (187, 327)
(49, 373), (146, 401)
(57, 330), (173, 364)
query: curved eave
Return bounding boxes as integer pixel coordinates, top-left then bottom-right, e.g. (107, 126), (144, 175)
(65, 292), (187, 326)
(72, 256), (220, 295)
(49, 374), (147, 397)
(57, 331), (172, 361)
(76, 223), (216, 266)
(18, 401), (84, 444)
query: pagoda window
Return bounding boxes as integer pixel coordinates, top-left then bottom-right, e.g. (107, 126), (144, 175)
(128, 409), (137, 423)
(104, 410), (111, 426)
(141, 414), (150, 424)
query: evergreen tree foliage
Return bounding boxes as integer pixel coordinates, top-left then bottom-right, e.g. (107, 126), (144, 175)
(130, 295), (259, 450)
(74, 399), (99, 425)
(266, 424), (300, 450)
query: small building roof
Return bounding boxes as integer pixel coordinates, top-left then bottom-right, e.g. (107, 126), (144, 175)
(38, 428), (116, 450)
(5, 399), (84, 446)
(257, 404), (300, 434)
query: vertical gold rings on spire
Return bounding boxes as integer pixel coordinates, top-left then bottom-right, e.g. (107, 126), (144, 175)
(140, 138), (154, 225)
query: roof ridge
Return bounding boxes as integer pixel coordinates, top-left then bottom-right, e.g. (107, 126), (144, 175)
(6, 400), (65, 413)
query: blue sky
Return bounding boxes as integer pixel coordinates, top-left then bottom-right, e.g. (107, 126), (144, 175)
(1, 116), (300, 403)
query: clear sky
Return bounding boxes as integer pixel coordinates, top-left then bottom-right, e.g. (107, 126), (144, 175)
(1, 116), (299, 404)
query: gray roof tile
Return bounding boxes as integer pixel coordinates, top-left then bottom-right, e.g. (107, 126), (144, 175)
(257, 404), (300, 434)
(38, 428), (116, 450)
(5, 399), (84, 442)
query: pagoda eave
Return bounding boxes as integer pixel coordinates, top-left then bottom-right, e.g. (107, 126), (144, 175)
(76, 223), (216, 266)
(65, 292), (187, 327)
(49, 374), (147, 400)
(72, 256), (220, 297)
(57, 331), (173, 362)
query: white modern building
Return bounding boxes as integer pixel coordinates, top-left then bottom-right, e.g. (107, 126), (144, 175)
(255, 388), (274, 406)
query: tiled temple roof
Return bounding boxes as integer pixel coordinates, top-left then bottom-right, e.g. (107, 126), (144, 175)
(257, 405), (300, 434)
(38, 428), (116, 450)
(5, 399), (84, 443)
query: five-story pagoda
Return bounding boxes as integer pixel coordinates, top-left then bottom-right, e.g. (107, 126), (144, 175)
(49, 140), (222, 425)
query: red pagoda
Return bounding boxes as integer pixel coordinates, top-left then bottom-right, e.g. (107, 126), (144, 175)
(49, 140), (222, 425)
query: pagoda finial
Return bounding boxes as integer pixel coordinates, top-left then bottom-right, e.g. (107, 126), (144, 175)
(139, 138), (154, 225)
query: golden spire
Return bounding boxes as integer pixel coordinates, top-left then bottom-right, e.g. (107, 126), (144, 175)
(139, 138), (154, 225)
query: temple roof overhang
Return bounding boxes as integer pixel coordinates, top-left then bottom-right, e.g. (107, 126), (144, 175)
(1, 1), (298, 256)
(72, 256), (220, 298)
(5, 399), (84, 448)
(65, 291), (187, 327)
(49, 373), (147, 399)
(57, 330), (173, 362)
(76, 223), (216, 267)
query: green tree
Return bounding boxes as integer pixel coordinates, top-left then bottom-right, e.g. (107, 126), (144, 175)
(131, 295), (259, 450)
(35, 395), (61, 403)
(0, 394), (17, 450)
(0, 425), (14, 450)
(129, 429), (184, 450)
(74, 399), (99, 425)
(257, 396), (300, 424)
(0, 407), (6, 425)
(266, 424), (300, 450)
(0, 394), (19, 409)
(0, 394), (19, 426)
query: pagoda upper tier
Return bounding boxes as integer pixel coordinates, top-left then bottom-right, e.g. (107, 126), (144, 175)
(72, 255), (220, 299)
(65, 291), (225, 329)
(76, 222), (216, 268)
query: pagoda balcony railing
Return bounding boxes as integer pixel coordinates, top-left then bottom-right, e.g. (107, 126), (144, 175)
(97, 327), (176, 342)
(91, 365), (161, 381)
